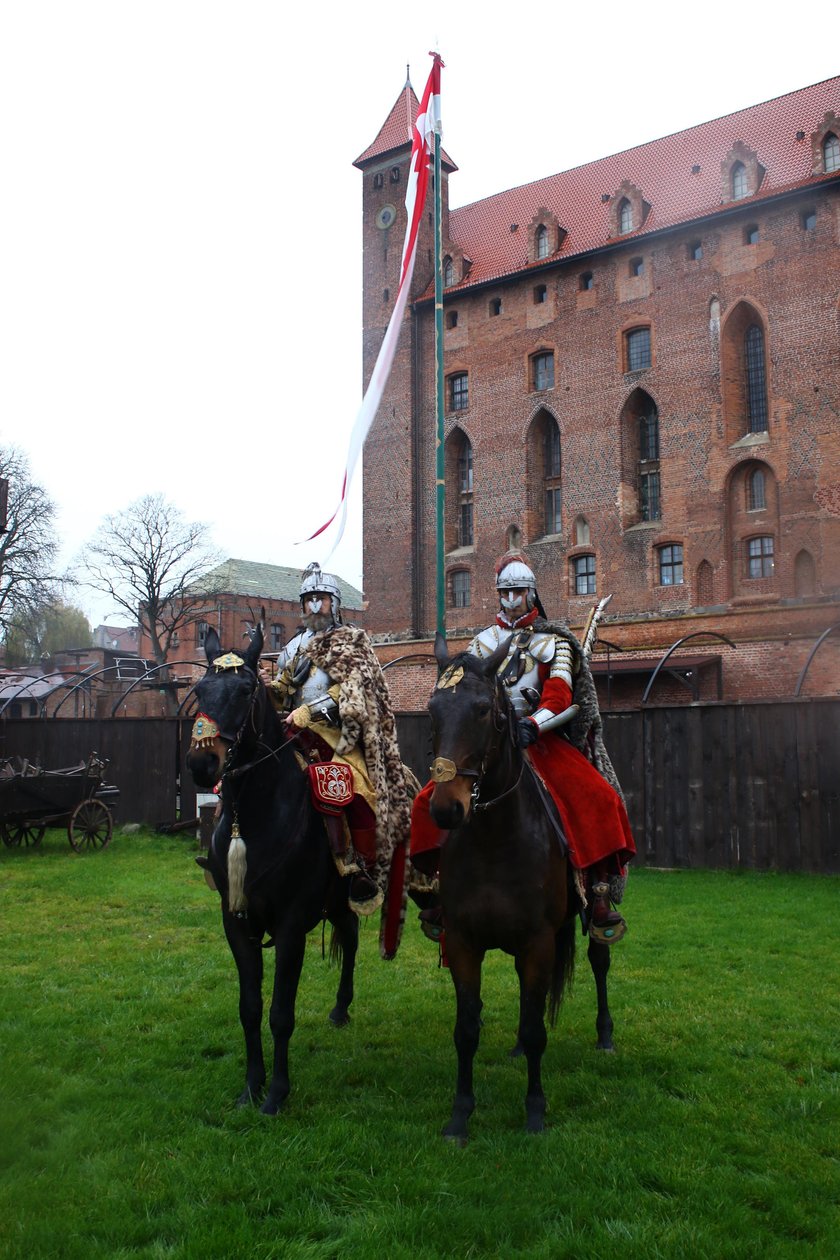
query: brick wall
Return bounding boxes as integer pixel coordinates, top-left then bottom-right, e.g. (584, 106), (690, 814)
(359, 122), (840, 702)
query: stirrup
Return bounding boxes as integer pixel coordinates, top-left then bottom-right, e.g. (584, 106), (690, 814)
(588, 913), (627, 944)
(418, 907), (444, 942)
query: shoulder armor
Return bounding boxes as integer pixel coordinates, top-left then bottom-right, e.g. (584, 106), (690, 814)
(470, 625), (510, 657)
(528, 631), (556, 664)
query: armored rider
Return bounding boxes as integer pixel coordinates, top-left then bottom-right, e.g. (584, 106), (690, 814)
(263, 563), (418, 957)
(411, 553), (636, 944)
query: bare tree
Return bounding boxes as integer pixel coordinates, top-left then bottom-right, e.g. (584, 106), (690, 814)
(0, 445), (60, 636)
(81, 494), (221, 678)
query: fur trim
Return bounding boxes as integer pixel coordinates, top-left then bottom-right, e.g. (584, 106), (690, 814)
(306, 626), (420, 956)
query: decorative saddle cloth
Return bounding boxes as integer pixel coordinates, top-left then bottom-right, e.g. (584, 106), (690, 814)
(307, 762), (355, 815)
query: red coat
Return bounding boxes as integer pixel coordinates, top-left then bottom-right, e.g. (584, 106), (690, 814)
(410, 675), (635, 873)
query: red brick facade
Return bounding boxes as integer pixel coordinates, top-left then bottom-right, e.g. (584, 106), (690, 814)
(357, 79), (840, 705)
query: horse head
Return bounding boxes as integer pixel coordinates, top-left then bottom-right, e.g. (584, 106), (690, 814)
(427, 631), (515, 829)
(186, 622), (265, 790)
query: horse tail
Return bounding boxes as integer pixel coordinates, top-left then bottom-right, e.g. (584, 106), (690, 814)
(547, 918), (576, 1028)
(227, 830), (248, 914)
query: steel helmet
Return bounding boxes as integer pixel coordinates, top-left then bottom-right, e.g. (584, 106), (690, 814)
(299, 562), (342, 614)
(494, 553), (538, 613)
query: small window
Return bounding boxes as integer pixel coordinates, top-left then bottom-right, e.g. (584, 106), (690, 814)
(534, 283), (547, 304)
(389, 166), (400, 184)
(618, 198), (633, 234)
(801, 209), (816, 232)
(443, 256), (455, 287)
(458, 444), (473, 494)
(196, 620), (209, 646)
(446, 310), (458, 329)
(544, 423), (561, 477)
(451, 570), (471, 608)
(270, 624), (285, 652)
(171, 631), (180, 648)
(731, 161), (748, 200)
(823, 133), (840, 173)
(545, 487), (562, 535)
(373, 173), (384, 190)
(745, 325), (768, 432)
(572, 554), (596, 596)
(747, 536), (774, 579)
(536, 224), (550, 259)
(658, 544), (684, 586)
(640, 470), (661, 522)
(531, 352), (555, 391)
(747, 468), (766, 510)
(382, 288), (389, 303)
(579, 271), (594, 290)
(448, 372), (469, 411)
(630, 257), (644, 277)
(745, 225), (759, 245)
(459, 501), (474, 548)
(690, 241), (703, 260)
(489, 297), (502, 316)
(626, 327), (651, 372)
(639, 408), (660, 462)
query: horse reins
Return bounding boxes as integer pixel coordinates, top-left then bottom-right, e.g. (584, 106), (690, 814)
(431, 676), (524, 812)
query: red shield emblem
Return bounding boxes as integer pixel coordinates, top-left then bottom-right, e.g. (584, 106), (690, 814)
(308, 762), (354, 813)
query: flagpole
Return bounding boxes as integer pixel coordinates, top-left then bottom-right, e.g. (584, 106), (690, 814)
(434, 128), (445, 636)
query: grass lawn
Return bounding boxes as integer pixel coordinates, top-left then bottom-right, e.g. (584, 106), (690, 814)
(1, 830), (838, 1259)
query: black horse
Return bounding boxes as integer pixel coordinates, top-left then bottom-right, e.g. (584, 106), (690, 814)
(185, 624), (359, 1114)
(426, 633), (615, 1142)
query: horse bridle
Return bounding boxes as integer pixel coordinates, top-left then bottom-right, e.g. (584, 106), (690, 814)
(430, 676), (523, 813)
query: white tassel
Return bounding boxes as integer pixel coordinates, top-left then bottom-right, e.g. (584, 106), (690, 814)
(581, 594), (613, 660)
(227, 821), (247, 913)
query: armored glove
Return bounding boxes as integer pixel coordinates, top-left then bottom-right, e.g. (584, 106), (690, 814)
(517, 717), (539, 748)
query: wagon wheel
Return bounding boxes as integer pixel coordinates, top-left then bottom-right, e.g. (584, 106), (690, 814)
(1, 820), (46, 848)
(68, 799), (113, 852)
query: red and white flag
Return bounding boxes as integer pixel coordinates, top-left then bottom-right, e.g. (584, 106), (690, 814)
(303, 54), (443, 554)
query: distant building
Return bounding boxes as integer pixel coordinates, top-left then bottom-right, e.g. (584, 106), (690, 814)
(356, 75), (840, 707)
(138, 558), (366, 675)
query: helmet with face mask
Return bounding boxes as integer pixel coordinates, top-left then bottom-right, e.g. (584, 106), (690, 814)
(495, 553), (538, 613)
(299, 562), (342, 619)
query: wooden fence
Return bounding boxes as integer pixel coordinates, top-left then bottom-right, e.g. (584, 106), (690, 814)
(2, 699), (838, 872)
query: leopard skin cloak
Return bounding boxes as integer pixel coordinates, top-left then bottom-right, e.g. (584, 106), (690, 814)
(306, 625), (420, 957)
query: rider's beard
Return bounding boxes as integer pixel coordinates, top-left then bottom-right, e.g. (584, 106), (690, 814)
(302, 610), (335, 633)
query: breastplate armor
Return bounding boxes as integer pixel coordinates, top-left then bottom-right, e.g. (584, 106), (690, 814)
(278, 630), (333, 706)
(469, 625), (557, 717)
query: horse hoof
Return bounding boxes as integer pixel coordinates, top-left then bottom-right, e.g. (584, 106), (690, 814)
(509, 1041), (524, 1059)
(329, 1007), (351, 1027)
(260, 1094), (287, 1116)
(235, 1086), (262, 1108)
(596, 1042), (616, 1053)
(442, 1129), (469, 1147)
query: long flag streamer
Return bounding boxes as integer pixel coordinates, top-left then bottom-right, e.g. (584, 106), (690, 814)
(302, 53), (443, 556)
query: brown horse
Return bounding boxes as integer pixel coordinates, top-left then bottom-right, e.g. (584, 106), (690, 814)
(427, 632), (615, 1142)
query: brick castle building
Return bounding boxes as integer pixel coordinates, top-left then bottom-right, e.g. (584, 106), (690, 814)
(355, 76), (840, 708)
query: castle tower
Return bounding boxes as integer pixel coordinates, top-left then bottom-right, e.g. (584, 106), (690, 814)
(354, 78), (457, 634)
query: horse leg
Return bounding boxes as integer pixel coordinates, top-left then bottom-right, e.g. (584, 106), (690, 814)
(328, 902), (359, 1027)
(515, 929), (556, 1133)
(262, 929), (307, 1115)
(443, 942), (484, 1145)
(588, 936), (615, 1051)
(223, 915), (266, 1106)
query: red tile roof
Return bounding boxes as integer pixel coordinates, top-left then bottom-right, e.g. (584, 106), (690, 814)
(435, 76), (839, 295)
(354, 82), (457, 171)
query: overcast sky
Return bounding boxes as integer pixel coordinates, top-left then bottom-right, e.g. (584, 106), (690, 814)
(1, 2), (835, 626)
